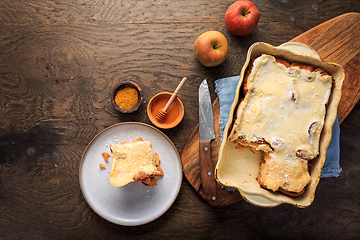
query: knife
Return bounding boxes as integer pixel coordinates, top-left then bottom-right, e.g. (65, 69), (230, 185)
(198, 79), (218, 206)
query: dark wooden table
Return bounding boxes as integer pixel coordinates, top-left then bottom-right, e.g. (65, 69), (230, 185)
(1, 1), (360, 239)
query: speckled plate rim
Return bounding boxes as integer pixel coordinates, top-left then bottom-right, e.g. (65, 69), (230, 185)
(79, 122), (182, 226)
(215, 42), (345, 208)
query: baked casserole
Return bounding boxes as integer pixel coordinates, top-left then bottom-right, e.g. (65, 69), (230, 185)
(215, 42), (345, 207)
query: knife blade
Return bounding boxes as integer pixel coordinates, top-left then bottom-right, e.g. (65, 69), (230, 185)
(198, 79), (218, 206)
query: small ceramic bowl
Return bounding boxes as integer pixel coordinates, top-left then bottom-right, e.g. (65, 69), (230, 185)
(111, 81), (143, 113)
(147, 92), (184, 129)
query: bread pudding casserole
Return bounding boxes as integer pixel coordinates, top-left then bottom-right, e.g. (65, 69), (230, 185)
(228, 54), (333, 196)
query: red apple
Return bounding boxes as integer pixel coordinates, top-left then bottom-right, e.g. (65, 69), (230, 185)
(194, 31), (229, 67)
(225, 1), (260, 36)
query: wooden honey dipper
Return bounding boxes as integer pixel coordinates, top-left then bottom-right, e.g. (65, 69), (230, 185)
(156, 77), (187, 122)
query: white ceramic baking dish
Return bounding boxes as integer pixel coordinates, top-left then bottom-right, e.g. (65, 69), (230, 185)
(215, 42), (345, 208)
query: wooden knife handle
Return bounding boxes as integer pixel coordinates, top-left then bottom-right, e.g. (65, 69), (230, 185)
(199, 140), (219, 206)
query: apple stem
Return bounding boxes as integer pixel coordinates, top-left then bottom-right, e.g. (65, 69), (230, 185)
(212, 44), (222, 49)
(240, 8), (251, 17)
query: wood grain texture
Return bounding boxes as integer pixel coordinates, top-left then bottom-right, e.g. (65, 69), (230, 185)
(290, 12), (360, 124)
(199, 140), (219, 206)
(182, 98), (243, 206)
(1, 0), (360, 239)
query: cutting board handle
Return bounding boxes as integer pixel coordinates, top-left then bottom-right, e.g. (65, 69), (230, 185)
(278, 42), (321, 60)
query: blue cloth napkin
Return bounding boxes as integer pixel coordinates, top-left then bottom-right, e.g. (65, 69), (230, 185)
(215, 76), (342, 178)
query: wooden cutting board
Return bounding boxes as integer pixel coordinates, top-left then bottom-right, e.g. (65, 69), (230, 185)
(180, 12), (360, 206)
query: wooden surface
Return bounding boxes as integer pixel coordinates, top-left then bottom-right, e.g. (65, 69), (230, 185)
(291, 13), (360, 124)
(1, 1), (360, 239)
(181, 12), (360, 207)
(182, 97), (244, 206)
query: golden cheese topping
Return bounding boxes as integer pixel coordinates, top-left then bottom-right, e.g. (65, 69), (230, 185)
(109, 141), (157, 187)
(229, 54), (332, 193)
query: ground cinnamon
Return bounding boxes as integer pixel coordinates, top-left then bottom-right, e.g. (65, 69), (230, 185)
(115, 87), (138, 110)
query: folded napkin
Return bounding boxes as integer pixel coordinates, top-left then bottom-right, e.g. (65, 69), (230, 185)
(215, 76), (342, 178)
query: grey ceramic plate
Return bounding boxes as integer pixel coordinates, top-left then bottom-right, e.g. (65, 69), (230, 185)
(79, 122), (182, 226)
